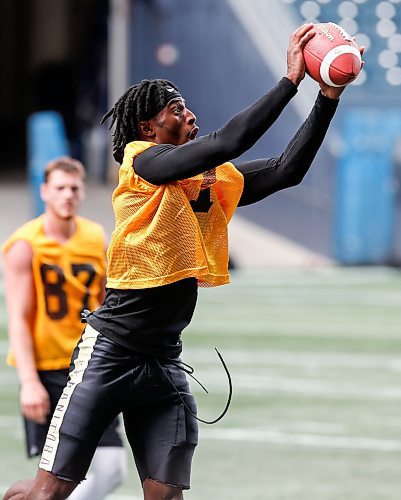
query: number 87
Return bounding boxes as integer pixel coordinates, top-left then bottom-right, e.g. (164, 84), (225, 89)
(40, 263), (96, 320)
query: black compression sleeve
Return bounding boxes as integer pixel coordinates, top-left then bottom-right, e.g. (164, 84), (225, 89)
(236, 92), (339, 207)
(134, 78), (297, 185)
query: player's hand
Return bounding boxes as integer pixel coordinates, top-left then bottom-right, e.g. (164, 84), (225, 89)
(286, 23), (315, 86)
(319, 45), (365, 100)
(20, 380), (51, 424)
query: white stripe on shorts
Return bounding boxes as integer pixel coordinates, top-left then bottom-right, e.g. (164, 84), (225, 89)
(39, 325), (100, 472)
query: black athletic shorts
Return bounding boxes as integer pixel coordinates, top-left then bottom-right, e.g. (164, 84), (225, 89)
(24, 369), (123, 458)
(39, 325), (198, 490)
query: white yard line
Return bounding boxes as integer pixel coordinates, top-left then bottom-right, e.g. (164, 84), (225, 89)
(201, 428), (401, 452)
(188, 317), (401, 337)
(0, 416), (20, 427)
(188, 373), (401, 400)
(226, 267), (401, 285)
(183, 347), (401, 369)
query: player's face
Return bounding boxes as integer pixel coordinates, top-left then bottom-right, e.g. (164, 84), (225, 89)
(41, 170), (85, 220)
(149, 98), (199, 145)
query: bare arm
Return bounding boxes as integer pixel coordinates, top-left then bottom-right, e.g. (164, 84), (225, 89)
(3, 240), (50, 424)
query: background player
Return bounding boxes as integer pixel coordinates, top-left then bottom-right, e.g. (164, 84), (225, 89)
(2, 157), (127, 500)
(4, 24), (364, 500)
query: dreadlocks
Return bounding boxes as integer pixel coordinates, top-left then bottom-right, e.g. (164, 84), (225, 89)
(101, 79), (181, 164)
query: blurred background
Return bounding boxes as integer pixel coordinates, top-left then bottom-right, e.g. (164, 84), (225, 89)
(1, 0), (401, 266)
(1, 1), (401, 499)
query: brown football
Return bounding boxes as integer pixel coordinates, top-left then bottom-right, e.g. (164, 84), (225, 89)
(303, 22), (362, 87)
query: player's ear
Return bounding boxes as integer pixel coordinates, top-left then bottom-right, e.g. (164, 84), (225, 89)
(40, 182), (47, 203)
(80, 183), (86, 201)
(138, 120), (155, 138)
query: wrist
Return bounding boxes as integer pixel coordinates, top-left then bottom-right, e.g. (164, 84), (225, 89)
(20, 376), (40, 385)
(286, 72), (303, 87)
(319, 86), (344, 100)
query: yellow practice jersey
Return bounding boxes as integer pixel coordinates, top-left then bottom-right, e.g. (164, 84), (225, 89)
(2, 216), (106, 370)
(106, 141), (244, 289)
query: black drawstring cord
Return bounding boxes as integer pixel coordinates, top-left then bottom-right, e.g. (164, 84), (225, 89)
(81, 309), (232, 423)
(159, 348), (232, 425)
(167, 359), (210, 394)
(80, 309), (91, 323)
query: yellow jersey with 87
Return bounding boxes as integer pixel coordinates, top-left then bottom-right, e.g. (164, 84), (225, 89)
(2, 216), (106, 370)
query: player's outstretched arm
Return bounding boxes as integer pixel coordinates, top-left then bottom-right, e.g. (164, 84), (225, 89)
(134, 25), (317, 186)
(134, 76), (299, 185)
(236, 37), (365, 206)
(236, 91), (338, 206)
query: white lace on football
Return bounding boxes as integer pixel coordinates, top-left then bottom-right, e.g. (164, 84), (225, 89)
(328, 22), (353, 42)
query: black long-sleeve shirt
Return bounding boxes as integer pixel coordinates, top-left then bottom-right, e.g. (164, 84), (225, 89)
(134, 77), (338, 206)
(88, 78), (339, 357)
